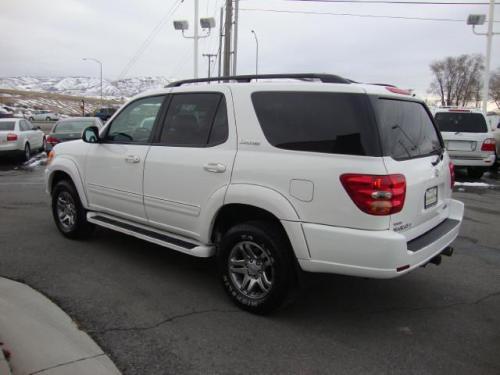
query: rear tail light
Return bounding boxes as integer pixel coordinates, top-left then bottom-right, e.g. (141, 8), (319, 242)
(449, 162), (455, 189)
(481, 138), (496, 152)
(46, 136), (60, 145)
(385, 86), (412, 95)
(340, 174), (406, 216)
(6, 133), (17, 141)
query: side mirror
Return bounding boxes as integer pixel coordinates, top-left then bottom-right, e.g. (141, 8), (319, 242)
(497, 123), (500, 130)
(34, 126), (41, 130)
(82, 126), (100, 143)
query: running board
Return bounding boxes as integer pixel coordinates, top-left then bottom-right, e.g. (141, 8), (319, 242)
(87, 213), (215, 257)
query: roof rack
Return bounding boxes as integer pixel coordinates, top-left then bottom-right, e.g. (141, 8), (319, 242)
(166, 73), (351, 87)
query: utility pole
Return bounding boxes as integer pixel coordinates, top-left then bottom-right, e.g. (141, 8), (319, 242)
(194, 0), (199, 78)
(223, 0), (233, 77)
(251, 30), (259, 76)
(232, 0), (239, 75)
(483, 0), (495, 113)
(203, 53), (217, 78)
(218, 7), (224, 78)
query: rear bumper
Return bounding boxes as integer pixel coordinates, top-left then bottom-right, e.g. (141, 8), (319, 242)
(297, 199), (464, 279)
(449, 153), (495, 167)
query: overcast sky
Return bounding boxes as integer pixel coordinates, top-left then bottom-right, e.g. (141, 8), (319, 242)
(1, 0), (499, 96)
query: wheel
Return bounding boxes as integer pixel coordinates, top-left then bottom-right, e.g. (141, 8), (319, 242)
(42, 137), (47, 152)
(467, 167), (484, 180)
(46, 117), (51, 121)
(217, 221), (294, 314)
(29, 117), (34, 121)
(23, 143), (31, 162)
(51, 180), (94, 239)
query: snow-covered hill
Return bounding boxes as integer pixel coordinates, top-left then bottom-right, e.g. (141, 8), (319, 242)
(0, 76), (172, 98)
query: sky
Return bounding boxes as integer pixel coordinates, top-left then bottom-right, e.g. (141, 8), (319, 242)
(0, 0), (499, 97)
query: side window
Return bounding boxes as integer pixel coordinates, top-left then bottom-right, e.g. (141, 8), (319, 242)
(104, 96), (164, 143)
(24, 120), (33, 130)
(159, 93), (228, 147)
(20, 121), (28, 131)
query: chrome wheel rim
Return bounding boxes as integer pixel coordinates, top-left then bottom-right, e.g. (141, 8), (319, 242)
(56, 191), (76, 230)
(228, 240), (274, 299)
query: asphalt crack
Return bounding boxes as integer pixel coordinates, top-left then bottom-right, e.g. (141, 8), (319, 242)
(89, 308), (241, 335)
(29, 353), (105, 374)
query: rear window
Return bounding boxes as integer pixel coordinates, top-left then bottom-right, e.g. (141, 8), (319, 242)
(0, 121), (15, 131)
(371, 98), (442, 160)
(434, 112), (488, 133)
(54, 120), (95, 133)
(251, 92), (380, 156)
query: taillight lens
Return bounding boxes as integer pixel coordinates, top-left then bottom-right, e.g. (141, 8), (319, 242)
(46, 136), (60, 145)
(6, 133), (17, 141)
(340, 174), (406, 216)
(449, 162), (455, 189)
(481, 138), (496, 152)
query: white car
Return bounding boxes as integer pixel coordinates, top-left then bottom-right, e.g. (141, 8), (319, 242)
(45, 74), (464, 313)
(487, 114), (500, 166)
(0, 118), (46, 160)
(29, 110), (60, 122)
(434, 108), (496, 179)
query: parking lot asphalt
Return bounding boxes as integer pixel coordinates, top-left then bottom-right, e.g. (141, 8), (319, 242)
(0, 159), (499, 375)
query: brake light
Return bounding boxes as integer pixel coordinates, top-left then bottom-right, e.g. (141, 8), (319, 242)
(449, 162), (455, 189)
(481, 138), (496, 152)
(385, 86), (412, 95)
(46, 136), (60, 145)
(340, 174), (406, 216)
(6, 133), (17, 141)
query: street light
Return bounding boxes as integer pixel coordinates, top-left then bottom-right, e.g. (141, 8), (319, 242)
(82, 57), (103, 106)
(173, 0), (215, 78)
(467, 0), (498, 113)
(251, 30), (259, 76)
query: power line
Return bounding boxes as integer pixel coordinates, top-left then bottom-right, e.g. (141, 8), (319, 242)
(285, 0), (499, 5)
(240, 7), (500, 22)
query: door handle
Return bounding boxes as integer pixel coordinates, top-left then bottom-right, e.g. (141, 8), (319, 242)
(203, 162), (226, 173)
(125, 155), (140, 163)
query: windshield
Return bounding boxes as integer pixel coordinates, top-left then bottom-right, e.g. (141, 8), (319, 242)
(434, 112), (488, 133)
(371, 98), (442, 160)
(0, 121), (16, 131)
(54, 120), (95, 133)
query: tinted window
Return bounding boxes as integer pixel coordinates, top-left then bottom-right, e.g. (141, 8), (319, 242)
(105, 96), (164, 143)
(434, 112), (488, 133)
(160, 93), (228, 147)
(372, 98), (441, 160)
(54, 119), (96, 133)
(251, 92), (380, 156)
(0, 121), (15, 131)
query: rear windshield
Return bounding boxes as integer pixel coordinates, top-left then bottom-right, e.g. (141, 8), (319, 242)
(251, 92), (381, 156)
(371, 98), (442, 160)
(434, 112), (488, 133)
(54, 120), (95, 133)
(0, 121), (15, 131)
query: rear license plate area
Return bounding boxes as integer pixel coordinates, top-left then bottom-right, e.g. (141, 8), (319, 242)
(425, 186), (438, 209)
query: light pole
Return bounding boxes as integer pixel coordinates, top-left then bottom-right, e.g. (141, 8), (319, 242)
(173, 1), (215, 79)
(467, 0), (499, 113)
(251, 30), (259, 76)
(82, 57), (102, 106)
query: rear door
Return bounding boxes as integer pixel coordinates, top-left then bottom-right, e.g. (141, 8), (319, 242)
(371, 97), (451, 241)
(85, 95), (166, 223)
(143, 89), (236, 240)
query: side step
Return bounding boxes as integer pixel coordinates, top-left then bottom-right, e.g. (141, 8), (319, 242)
(87, 213), (215, 258)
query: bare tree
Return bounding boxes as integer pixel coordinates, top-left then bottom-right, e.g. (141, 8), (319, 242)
(490, 68), (500, 109)
(429, 54), (484, 107)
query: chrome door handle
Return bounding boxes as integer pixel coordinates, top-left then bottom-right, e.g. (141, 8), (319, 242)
(125, 155), (140, 163)
(203, 162), (226, 173)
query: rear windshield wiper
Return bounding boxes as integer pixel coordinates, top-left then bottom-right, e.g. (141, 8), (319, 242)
(430, 147), (444, 166)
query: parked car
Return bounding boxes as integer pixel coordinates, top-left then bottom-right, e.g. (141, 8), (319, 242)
(45, 117), (103, 152)
(0, 118), (45, 160)
(0, 107), (13, 119)
(29, 110), (60, 122)
(94, 107), (117, 122)
(434, 108), (496, 179)
(487, 114), (500, 167)
(45, 74), (464, 314)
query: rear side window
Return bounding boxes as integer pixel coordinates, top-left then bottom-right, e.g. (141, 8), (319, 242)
(371, 98), (441, 160)
(159, 93), (228, 147)
(0, 121), (15, 131)
(251, 92), (380, 156)
(434, 112), (488, 133)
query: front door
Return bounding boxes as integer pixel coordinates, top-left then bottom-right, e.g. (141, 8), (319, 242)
(85, 95), (166, 223)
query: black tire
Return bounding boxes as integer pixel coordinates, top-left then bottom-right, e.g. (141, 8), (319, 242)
(46, 117), (51, 121)
(217, 220), (294, 314)
(51, 180), (94, 239)
(467, 167), (484, 180)
(41, 137), (47, 153)
(23, 143), (31, 162)
(29, 117), (34, 121)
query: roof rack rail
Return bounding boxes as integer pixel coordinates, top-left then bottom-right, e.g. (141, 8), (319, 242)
(166, 73), (351, 87)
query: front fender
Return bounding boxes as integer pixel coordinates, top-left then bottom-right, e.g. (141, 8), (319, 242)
(45, 156), (88, 208)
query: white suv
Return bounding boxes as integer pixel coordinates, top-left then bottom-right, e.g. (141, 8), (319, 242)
(434, 108), (496, 179)
(45, 74), (464, 313)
